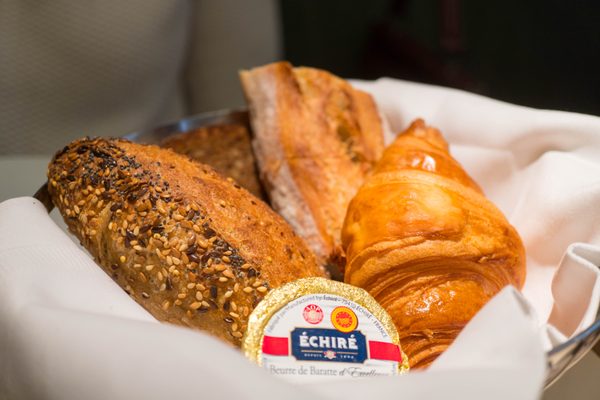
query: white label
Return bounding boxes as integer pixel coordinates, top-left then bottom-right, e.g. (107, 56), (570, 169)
(260, 293), (400, 382)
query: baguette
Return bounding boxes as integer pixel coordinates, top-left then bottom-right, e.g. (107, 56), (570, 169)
(47, 137), (325, 345)
(240, 62), (384, 277)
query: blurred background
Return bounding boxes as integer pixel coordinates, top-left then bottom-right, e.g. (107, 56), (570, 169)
(2, 0), (599, 156)
(281, 0), (600, 116)
(0, 1), (598, 397)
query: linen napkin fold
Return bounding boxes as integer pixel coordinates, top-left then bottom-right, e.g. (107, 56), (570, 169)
(0, 198), (546, 399)
(0, 197), (154, 322)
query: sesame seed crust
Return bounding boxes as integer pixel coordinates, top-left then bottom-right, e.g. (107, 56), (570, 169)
(47, 137), (325, 345)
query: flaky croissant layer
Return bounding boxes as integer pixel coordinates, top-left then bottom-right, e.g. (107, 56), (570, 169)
(342, 119), (526, 368)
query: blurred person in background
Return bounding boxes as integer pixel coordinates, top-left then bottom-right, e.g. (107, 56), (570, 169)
(0, 0), (281, 154)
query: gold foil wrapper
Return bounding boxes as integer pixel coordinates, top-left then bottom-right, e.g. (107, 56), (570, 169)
(242, 277), (410, 374)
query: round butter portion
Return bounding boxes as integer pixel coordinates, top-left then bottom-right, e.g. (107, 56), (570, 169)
(242, 277), (409, 382)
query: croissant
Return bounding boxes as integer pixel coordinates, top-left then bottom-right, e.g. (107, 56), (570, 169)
(341, 119), (526, 368)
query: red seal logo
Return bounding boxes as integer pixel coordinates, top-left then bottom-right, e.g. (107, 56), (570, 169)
(303, 304), (324, 324)
(331, 306), (358, 333)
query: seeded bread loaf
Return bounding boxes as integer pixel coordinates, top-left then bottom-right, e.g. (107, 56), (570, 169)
(47, 137), (325, 345)
(240, 62), (385, 278)
(160, 124), (265, 199)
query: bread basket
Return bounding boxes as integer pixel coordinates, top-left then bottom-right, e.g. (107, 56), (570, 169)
(34, 108), (600, 388)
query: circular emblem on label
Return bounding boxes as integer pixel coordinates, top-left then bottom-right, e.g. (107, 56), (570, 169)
(331, 306), (358, 333)
(302, 304), (324, 324)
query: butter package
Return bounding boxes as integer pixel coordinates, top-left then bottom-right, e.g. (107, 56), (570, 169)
(242, 277), (409, 382)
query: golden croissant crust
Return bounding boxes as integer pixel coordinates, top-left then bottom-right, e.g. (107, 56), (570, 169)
(342, 119), (526, 368)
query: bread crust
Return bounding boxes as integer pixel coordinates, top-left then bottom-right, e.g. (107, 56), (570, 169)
(47, 137), (325, 345)
(161, 123), (265, 199)
(240, 62), (384, 275)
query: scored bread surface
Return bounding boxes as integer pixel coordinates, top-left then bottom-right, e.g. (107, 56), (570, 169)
(240, 62), (384, 275)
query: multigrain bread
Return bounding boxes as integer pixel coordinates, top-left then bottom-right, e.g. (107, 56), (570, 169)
(342, 120), (526, 368)
(160, 124), (265, 199)
(240, 62), (385, 277)
(47, 137), (326, 345)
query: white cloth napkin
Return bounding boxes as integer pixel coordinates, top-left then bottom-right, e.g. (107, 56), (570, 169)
(0, 198), (545, 400)
(2, 78), (599, 399)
